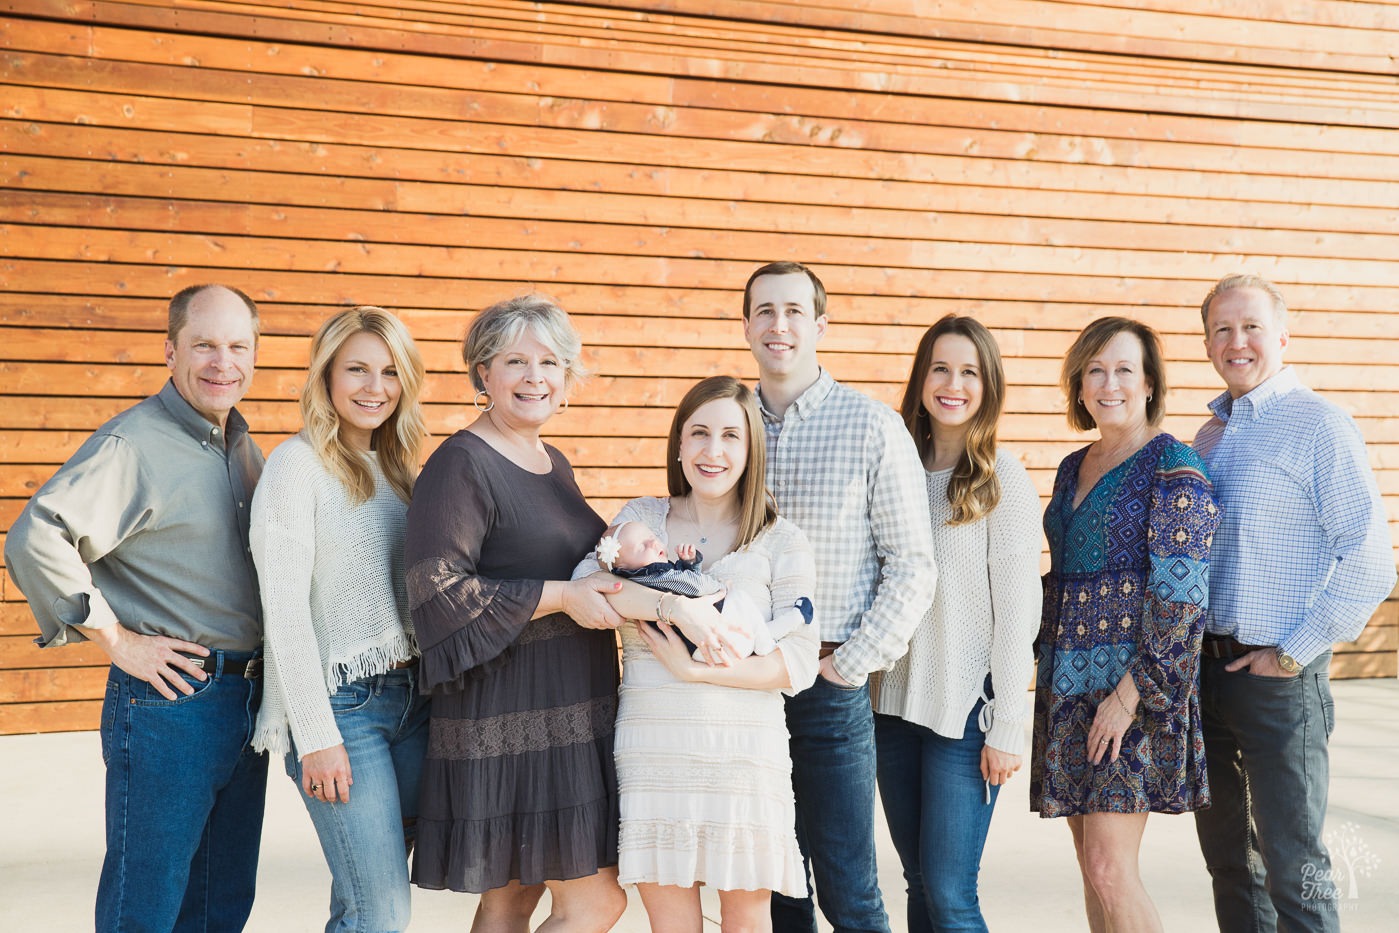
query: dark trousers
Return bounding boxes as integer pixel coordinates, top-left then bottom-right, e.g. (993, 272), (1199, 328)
(1194, 651), (1339, 933)
(772, 677), (890, 933)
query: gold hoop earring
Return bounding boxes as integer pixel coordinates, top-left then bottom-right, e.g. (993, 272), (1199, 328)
(474, 390), (493, 412)
(559, 397), (569, 412)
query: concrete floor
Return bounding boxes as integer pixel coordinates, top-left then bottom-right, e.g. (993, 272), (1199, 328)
(2, 680), (1395, 932)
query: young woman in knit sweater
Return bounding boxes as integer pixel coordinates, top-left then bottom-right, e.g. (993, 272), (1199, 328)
(250, 307), (428, 932)
(873, 314), (1043, 933)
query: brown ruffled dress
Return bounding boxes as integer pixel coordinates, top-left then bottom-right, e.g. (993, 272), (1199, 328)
(405, 431), (619, 892)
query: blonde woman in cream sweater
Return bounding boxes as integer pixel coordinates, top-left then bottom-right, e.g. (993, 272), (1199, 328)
(874, 314), (1042, 933)
(251, 306), (428, 932)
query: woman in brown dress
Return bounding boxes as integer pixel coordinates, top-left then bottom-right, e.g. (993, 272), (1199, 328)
(405, 295), (629, 932)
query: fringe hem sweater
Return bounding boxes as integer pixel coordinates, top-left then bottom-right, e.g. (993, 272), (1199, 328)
(250, 435), (416, 758)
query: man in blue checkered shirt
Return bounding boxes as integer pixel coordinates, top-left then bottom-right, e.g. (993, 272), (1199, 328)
(740, 262), (937, 933)
(1192, 273), (1395, 933)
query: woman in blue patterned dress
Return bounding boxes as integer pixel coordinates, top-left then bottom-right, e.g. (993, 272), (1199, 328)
(1031, 317), (1220, 933)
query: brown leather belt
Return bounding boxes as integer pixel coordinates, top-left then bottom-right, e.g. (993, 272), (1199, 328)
(819, 640), (843, 660)
(1201, 633), (1269, 661)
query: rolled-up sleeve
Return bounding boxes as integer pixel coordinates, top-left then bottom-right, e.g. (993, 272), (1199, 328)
(5, 434), (153, 647)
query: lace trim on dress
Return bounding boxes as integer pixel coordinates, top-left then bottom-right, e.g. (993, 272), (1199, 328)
(515, 615), (576, 646)
(429, 694), (618, 759)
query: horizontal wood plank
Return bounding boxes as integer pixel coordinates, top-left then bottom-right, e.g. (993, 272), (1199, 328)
(3, 0), (1397, 727)
(0, 665), (107, 703)
(0, 698), (100, 734)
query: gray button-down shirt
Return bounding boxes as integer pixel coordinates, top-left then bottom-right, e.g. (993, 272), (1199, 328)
(5, 380), (264, 650)
(758, 369), (937, 685)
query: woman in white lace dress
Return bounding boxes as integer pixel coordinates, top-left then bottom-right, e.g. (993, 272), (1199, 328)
(574, 375), (819, 931)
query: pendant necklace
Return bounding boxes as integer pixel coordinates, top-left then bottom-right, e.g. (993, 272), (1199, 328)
(687, 497), (716, 545)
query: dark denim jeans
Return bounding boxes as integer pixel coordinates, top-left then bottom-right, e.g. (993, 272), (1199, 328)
(98, 651), (268, 933)
(875, 698), (998, 933)
(285, 668), (430, 933)
(1194, 651), (1338, 933)
(772, 677), (890, 933)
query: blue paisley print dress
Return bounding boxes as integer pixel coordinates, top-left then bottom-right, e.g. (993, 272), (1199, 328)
(1031, 433), (1220, 817)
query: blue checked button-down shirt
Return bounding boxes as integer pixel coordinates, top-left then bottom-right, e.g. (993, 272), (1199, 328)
(757, 369), (937, 685)
(1194, 367), (1396, 665)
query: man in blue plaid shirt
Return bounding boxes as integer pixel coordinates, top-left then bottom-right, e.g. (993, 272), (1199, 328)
(1192, 273), (1394, 932)
(740, 262), (936, 933)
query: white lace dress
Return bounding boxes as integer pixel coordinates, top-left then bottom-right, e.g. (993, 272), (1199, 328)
(575, 496), (819, 894)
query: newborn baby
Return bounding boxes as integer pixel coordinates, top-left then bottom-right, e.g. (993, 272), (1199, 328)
(595, 520), (812, 659)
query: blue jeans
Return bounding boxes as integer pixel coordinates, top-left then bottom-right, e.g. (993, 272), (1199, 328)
(1194, 651), (1338, 933)
(875, 698), (998, 933)
(772, 677), (889, 933)
(98, 651), (267, 933)
(285, 668), (430, 933)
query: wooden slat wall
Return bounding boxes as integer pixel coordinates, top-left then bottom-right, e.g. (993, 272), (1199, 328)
(2, 0), (1397, 733)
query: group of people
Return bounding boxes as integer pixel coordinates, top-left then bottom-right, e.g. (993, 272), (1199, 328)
(6, 264), (1392, 933)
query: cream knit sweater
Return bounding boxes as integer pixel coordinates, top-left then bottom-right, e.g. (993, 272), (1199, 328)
(250, 435), (415, 758)
(874, 448), (1043, 753)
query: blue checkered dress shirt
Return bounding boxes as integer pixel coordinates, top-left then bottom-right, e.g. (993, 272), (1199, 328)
(757, 369), (937, 685)
(1194, 367), (1395, 665)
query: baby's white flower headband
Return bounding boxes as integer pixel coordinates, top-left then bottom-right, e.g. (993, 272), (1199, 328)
(595, 521), (630, 571)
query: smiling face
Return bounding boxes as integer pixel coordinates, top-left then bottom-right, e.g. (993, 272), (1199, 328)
(164, 287), (258, 429)
(476, 329), (567, 432)
(743, 272), (826, 384)
(328, 330), (401, 451)
(921, 333), (984, 434)
(1080, 330), (1153, 436)
(1205, 286), (1289, 399)
(677, 397), (749, 503)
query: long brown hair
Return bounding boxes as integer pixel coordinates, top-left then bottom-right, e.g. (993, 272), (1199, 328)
(665, 376), (777, 549)
(899, 314), (1006, 525)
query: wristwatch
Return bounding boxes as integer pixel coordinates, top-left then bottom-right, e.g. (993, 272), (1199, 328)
(1275, 648), (1303, 674)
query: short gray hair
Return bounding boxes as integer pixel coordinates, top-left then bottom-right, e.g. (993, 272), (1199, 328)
(1200, 274), (1288, 329)
(168, 284), (260, 344)
(462, 295), (587, 392)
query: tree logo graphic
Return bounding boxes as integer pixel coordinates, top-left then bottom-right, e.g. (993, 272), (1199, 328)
(1324, 822), (1381, 901)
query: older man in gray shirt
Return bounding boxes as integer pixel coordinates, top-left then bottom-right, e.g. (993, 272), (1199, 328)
(6, 284), (267, 933)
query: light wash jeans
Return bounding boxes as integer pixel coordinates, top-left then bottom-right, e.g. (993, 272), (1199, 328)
(286, 667), (430, 933)
(772, 677), (890, 933)
(875, 693), (998, 933)
(98, 650), (267, 933)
